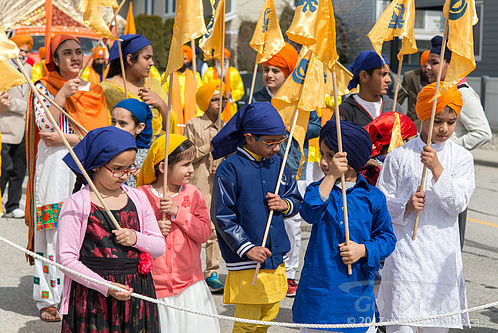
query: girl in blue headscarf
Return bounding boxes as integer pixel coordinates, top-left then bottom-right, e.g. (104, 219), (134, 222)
(111, 98), (153, 187)
(57, 126), (165, 332)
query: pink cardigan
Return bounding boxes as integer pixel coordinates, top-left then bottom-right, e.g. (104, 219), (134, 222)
(56, 185), (165, 314)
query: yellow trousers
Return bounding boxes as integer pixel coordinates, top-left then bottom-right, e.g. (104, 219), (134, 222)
(232, 302), (280, 333)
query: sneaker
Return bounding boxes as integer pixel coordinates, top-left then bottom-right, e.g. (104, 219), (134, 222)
(5, 208), (24, 219)
(287, 278), (298, 297)
(206, 272), (224, 293)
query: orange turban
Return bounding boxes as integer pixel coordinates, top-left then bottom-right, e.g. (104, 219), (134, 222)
(182, 45), (193, 63)
(416, 82), (462, 122)
(45, 34), (80, 72)
(92, 46), (106, 60)
(420, 50), (430, 67)
(224, 48), (231, 59)
(10, 34), (33, 51)
(38, 47), (46, 59)
(262, 42), (299, 78)
(196, 79), (225, 111)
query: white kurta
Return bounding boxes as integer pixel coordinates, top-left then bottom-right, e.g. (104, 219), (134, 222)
(376, 136), (475, 328)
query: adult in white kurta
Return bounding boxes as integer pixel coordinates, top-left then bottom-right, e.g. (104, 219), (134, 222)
(376, 135), (475, 330)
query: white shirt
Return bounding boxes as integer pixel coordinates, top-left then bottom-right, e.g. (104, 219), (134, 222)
(376, 136), (475, 328)
(353, 94), (382, 119)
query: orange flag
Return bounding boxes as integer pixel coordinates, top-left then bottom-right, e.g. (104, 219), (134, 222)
(199, 0), (225, 61)
(79, 0), (118, 40)
(249, 0), (285, 63)
(0, 28), (27, 92)
(124, 2), (136, 34)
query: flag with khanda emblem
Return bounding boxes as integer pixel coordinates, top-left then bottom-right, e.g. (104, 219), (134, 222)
(0, 28), (26, 92)
(250, 0), (285, 63)
(272, 48), (326, 178)
(440, 0), (478, 95)
(368, 0), (417, 60)
(164, 0), (207, 78)
(286, 0), (338, 70)
(78, 0), (118, 40)
(199, 0), (225, 61)
(324, 61), (355, 98)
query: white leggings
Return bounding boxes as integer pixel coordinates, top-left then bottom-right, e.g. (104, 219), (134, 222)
(387, 326), (449, 333)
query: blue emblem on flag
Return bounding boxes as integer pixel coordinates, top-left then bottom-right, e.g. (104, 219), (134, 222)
(296, 0), (318, 14)
(448, 0), (467, 20)
(292, 59), (309, 84)
(388, 4), (405, 29)
(203, 17), (214, 39)
(262, 8), (270, 33)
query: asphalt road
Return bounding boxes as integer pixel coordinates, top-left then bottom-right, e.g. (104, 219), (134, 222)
(0, 148), (497, 333)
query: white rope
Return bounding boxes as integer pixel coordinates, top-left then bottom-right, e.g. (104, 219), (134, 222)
(2, 234), (497, 329)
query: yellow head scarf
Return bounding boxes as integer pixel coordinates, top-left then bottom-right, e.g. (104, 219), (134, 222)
(196, 79), (224, 112)
(136, 134), (187, 186)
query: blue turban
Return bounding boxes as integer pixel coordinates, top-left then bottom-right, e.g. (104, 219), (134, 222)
(109, 34), (151, 63)
(63, 126), (137, 181)
(113, 99), (153, 148)
(430, 35), (452, 62)
(319, 120), (372, 170)
(211, 102), (286, 159)
(347, 51), (389, 90)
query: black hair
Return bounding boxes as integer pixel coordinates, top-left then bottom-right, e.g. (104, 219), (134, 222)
(364, 65), (385, 77)
(107, 46), (147, 78)
(153, 139), (196, 174)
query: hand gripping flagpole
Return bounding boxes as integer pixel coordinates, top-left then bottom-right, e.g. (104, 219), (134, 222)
(252, 107), (300, 285)
(78, 0), (128, 79)
(332, 71), (352, 275)
(14, 57), (122, 230)
(413, 19), (449, 240)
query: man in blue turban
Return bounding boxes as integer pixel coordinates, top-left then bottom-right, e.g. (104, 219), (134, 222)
(339, 51), (404, 127)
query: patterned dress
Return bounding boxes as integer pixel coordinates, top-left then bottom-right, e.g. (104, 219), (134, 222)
(62, 198), (160, 333)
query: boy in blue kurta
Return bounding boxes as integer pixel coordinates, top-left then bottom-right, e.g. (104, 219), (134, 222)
(292, 120), (396, 333)
(211, 102), (302, 333)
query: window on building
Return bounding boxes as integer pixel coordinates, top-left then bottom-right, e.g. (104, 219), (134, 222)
(474, 1), (483, 61)
(165, 0), (176, 16)
(415, 9), (425, 29)
(145, 0), (154, 15)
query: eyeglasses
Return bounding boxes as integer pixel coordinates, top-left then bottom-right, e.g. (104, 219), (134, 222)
(103, 164), (138, 178)
(210, 97), (228, 104)
(253, 136), (286, 149)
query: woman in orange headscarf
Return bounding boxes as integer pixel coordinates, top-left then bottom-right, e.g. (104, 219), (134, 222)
(25, 34), (109, 322)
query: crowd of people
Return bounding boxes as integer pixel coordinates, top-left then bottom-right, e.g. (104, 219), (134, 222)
(0, 30), (493, 333)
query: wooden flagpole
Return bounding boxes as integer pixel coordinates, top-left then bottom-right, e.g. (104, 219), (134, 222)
(252, 107), (300, 285)
(217, 2), (226, 130)
(114, 16), (128, 98)
(191, 39), (197, 88)
(248, 61), (258, 104)
(332, 71), (352, 275)
(162, 73), (174, 220)
(392, 54), (403, 112)
(78, 0), (128, 79)
(14, 57), (121, 230)
(413, 20), (449, 240)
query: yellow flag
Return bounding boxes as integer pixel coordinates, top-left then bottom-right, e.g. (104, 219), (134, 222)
(324, 61), (355, 98)
(440, 0), (478, 95)
(0, 60), (26, 92)
(164, 0), (207, 78)
(249, 0), (285, 63)
(79, 0), (118, 40)
(388, 112), (404, 152)
(199, 0), (225, 61)
(367, 0), (417, 60)
(0, 27), (19, 60)
(286, 0), (338, 70)
(272, 48), (326, 178)
(124, 2), (136, 35)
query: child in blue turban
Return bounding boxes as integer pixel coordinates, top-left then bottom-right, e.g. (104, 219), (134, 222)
(339, 51), (405, 126)
(292, 119), (396, 332)
(111, 98), (153, 187)
(211, 102), (302, 331)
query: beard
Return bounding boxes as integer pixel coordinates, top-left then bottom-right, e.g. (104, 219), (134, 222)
(215, 61), (229, 78)
(18, 54), (27, 64)
(92, 61), (105, 74)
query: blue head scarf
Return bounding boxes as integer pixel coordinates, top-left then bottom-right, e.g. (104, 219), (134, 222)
(112, 99), (153, 148)
(63, 126), (137, 181)
(109, 34), (151, 63)
(347, 51), (389, 90)
(430, 35), (452, 62)
(319, 120), (372, 170)
(211, 102), (286, 159)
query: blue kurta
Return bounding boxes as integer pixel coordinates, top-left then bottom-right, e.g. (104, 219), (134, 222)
(292, 175), (396, 332)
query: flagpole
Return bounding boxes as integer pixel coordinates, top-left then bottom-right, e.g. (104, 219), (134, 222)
(413, 19), (448, 240)
(162, 72), (174, 219)
(217, 11), (226, 130)
(332, 71), (352, 275)
(14, 57), (122, 231)
(191, 40), (198, 88)
(248, 61), (258, 104)
(252, 107), (300, 286)
(392, 54), (403, 112)
(115, 16), (129, 98)
(78, 0), (128, 79)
